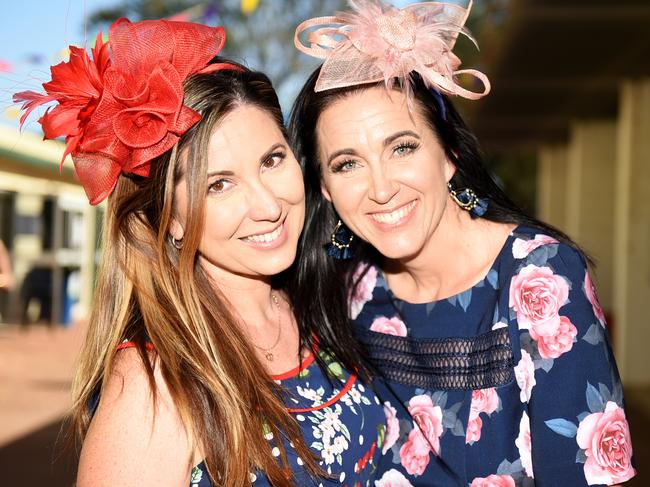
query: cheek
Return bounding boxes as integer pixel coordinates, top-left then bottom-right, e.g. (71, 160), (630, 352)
(279, 163), (306, 205)
(202, 197), (247, 243)
(322, 176), (365, 217)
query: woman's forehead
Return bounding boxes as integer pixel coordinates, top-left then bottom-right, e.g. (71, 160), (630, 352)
(316, 87), (426, 144)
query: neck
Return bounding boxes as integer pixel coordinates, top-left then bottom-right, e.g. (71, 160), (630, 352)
(199, 258), (278, 331)
(383, 202), (511, 303)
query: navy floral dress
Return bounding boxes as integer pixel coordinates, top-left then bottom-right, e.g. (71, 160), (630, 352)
(350, 226), (636, 486)
(190, 348), (386, 486)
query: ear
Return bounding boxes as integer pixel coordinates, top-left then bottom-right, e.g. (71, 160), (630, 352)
(320, 181), (333, 203)
(169, 218), (185, 241)
(444, 155), (457, 183)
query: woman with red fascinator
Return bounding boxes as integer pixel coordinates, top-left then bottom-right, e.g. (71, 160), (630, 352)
(16, 18), (387, 486)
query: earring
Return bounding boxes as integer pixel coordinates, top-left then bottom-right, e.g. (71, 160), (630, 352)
(447, 182), (489, 218)
(169, 235), (183, 250)
(325, 220), (354, 260)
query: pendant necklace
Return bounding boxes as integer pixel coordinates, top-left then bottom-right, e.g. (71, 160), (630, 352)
(253, 293), (282, 362)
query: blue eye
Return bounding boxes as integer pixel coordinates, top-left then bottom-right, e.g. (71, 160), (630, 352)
(394, 141), (419, 156)
(331, 159), (359, 173)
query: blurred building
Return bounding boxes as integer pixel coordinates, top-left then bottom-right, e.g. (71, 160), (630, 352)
(471, 0), (650, 387)
(0, 123), (100, 326)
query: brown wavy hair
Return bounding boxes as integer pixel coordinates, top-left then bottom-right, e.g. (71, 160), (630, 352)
(71, 60), (319, 486)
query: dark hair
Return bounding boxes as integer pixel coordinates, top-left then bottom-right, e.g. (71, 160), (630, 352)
(288, 67), (586, 317)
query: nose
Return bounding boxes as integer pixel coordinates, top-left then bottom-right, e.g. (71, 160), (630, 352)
(248, 179), (282, 222)
(367, 164), (399, 204)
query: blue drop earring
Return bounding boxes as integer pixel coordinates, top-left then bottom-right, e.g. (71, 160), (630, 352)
(325, 220), (355, 259)
(447, 182), (489, 218)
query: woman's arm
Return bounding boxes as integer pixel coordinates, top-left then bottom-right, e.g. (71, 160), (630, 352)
(77, 348), (196, 487)
(511, 242), (636, 486)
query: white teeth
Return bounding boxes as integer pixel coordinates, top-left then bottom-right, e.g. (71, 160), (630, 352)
(370, 201), (416, 224)
(245, 224), (283, 243)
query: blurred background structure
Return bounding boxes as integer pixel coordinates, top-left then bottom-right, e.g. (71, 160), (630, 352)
(0, 0), (648, 485)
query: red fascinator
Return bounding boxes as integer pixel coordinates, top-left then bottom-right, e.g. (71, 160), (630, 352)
(14, 18), (240, 205)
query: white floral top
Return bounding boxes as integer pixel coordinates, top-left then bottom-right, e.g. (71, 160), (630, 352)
(191, 348), (387, 486)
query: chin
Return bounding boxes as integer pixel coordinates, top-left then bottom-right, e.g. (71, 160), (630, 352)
(373, 240), (424, 261)
(250, 250), (297, 276)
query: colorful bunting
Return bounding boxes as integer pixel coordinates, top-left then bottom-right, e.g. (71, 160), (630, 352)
(241, 0), (260, 15)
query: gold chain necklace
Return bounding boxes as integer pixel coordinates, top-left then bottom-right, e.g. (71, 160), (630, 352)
(251, 293), (282, 362)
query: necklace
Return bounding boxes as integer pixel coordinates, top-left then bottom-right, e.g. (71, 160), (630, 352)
(252, 293), (282, 362)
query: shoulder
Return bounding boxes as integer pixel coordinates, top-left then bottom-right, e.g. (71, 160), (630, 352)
(506, 227), (586, 274)
(77, 347), (194, 487)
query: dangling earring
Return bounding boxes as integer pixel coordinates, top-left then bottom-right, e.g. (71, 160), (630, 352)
(169, 235), (183, 250)
(447, 181), (489, 218)
(325, 220), (354, 260)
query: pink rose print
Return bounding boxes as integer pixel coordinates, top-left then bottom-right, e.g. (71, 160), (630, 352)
(576, 401), (636, 485)
(532, 315), (578, 359)
(512, 234), (558, 259)
(515, 411), (534, 478)
(399, 428), (431, 476)
(465, 412), (482, 444)
(584, 270), (606, 327)
(407, 394), (443, 456)
(470, 388), (499, 416)
(348, 265), (378, 319)
(375, 468), (415, 487)
(514, 349), (536, 403)
(469, 474), (516, 487)
(370, 315), (407, 337)
(383, 401), (400, 454)
(509, 264), (569, 337)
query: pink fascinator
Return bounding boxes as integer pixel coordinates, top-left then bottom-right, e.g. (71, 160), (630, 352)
(14, 18), (241, 205)
(294, 0), (490, 101)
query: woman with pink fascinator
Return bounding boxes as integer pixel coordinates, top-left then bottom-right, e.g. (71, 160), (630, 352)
(290, 1), (636, 485)
(16, 17), (389, 487)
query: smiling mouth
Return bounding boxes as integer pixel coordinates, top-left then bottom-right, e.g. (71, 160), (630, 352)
(242, 222), (284, 244)
(369, 200), (417, 225)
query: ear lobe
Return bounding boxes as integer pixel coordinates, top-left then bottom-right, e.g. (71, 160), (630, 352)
(169, 219), (184, 241)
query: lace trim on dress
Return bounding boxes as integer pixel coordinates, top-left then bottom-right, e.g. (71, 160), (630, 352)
(356, 326), (514, 391)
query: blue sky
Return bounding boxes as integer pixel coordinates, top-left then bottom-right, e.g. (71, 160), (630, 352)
(0, 0), (117, 130)
(0, 0), (463, 131)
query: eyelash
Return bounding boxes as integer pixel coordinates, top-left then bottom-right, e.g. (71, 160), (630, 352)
(393, 141), (419, 156)
(208, 178), (232, 194)
(262, 151), (286, 170)
(331, 159), (357, 174)
(330, 141), (420, 173)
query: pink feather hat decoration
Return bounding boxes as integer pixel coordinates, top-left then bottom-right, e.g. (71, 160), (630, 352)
(294, 0), (490, 102)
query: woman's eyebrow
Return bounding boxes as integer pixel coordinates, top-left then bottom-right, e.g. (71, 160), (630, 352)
(206, 170), (235, 178)
(383, 130), (420, 147)
(259, 142), (285, 163)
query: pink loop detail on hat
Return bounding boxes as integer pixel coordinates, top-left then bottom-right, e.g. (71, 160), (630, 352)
(294, 0), (490, 101)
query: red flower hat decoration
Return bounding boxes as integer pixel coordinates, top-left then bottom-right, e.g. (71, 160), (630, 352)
(14, 18), (239, 205)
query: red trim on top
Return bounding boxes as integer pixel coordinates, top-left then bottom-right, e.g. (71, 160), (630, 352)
(271, 340), (320, 380)
(286, 373), (358, 414)
(116, 341), (154, 351)
(271, 350), (316, 380)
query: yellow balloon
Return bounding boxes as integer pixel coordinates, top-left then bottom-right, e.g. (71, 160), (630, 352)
(4, 106), (21, 120)
(241, 0), (260, 15)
